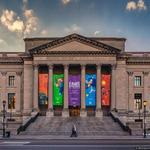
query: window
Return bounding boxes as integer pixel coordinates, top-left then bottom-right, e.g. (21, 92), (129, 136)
(134, 76), (141, 87)
(134, 93), (142, 110)
(8, 93), (15, 109)
(9, 76), (15, 87)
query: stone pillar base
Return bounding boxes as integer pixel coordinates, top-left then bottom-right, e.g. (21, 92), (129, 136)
(46, 109), (54, 117)
(31, 111), (38, 117)
(96, 109), (103, 118)
(22, 109), (32, 116)
(62, 109), (69, 117)
(80, 109), (87, 117)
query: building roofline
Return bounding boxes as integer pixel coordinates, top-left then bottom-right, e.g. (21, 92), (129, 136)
(0, 52), (24, 54)
(24, 37), (126, 42)
(126, 51), (150, 53)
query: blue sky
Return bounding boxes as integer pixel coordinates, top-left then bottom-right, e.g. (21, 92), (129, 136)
(0, 0), (149, 52)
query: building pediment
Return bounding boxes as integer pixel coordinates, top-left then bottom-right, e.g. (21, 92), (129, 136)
(29, 33), (121, 55)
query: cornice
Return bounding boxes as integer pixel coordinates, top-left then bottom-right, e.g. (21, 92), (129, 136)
(0, 57), (23, 64)
(33, 51), (117, 57)
(126, 57), (150, 65)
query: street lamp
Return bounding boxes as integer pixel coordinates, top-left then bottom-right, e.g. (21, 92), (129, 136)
(143, 100), (147, 138)
(2, 100), (6, 138)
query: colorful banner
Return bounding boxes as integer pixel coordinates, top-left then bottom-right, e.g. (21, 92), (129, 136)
(101, 74), (111, 106)
(85, 74), (96, 106)
(39, 74), (48, 105)
(69, 75), (81, 106)
(53, 74), (64, 106)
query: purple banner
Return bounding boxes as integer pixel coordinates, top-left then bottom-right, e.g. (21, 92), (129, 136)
(69, 75), (81, 106)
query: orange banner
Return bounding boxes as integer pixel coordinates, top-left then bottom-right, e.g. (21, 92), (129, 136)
(39, 74), (48, 95)
(101, 74), (110, 106)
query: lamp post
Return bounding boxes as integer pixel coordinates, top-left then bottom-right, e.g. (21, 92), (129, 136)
(2, 100), (6, 138)
(143, 100), (147, 138)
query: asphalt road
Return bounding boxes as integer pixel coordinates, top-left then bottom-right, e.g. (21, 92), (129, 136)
(0, 139), (150, 150)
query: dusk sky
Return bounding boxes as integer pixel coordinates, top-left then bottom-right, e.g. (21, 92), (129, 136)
(0, 0), (149, 52)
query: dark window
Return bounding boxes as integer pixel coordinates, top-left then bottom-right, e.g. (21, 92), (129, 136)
(8, 93), (15, 109)
(134, 93), (142, 109)
(9, 76), (15, 87)
(134, 76), (141, 87)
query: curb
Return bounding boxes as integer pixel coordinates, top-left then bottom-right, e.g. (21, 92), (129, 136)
(0, 136), (150, 140)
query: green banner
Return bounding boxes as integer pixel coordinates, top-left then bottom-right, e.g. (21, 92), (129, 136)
(53, 74), (64, 106)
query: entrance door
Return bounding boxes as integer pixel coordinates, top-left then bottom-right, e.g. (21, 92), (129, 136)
(87, 107), (96, 116)
(69, 106), (80, 117)
(53, 106), (63, 116)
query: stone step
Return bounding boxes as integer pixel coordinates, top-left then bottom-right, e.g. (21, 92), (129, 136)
(21, 116), (129, 136)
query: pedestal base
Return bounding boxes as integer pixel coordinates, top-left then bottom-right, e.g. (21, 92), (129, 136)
(31, 111), (38, 117)
(96, 109), (103, 118)
(46, 109), (54, 117)
(80, 109), (87, 117)
(22, 109), (32, 116)
(62, 109), (69, 117)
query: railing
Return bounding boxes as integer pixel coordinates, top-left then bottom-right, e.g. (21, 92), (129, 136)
(17, 112), (39, 134)
(110, 112), (132, 135)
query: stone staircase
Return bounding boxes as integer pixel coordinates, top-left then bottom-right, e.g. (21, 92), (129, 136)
(0, 120), (22, 136)
(127, 122), (143, 136)
(20, 116), (129, 136)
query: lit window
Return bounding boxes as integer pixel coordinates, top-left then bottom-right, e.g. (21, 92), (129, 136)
(9, 76), (15, 87)
(8, 93), (15, 109)
(134, 76), (141, 87)
(134, 93), (142, 110)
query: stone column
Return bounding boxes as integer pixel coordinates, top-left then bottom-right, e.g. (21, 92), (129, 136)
(80, 64), (86, 117)
(62, 64), (69, 117)
(1, 72), (7, 109)
(143, 72), (149, 111)
(96, 64), (102, 117)
(111, 64), (116, 111)
(46, 64), (53, 117)
(16, 72), (22, 113)
(23, 63), (33, 115)
(33, 64), (39, 111)
(128, 72), (134, 112)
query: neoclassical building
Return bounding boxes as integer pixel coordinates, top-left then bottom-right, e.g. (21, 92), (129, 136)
(0, 33), (150, 120)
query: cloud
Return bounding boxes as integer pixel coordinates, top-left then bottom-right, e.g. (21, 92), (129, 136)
(64, 24), (81, 33)
(22, 0), (38, 36)
(94, 31), (100, 36)
(23, 0), (28, 10)
(0, 10), (24, 33)
(23, 9), (38, 36)
(137, 0), (147, 10)
(61, 0), (71, 5)
(126, 0), (147, 11)
(41, 29), (48, 35)
(0, 38), (6, 45)
(126, 1), (137, 11)
(0, 0), (38, 37)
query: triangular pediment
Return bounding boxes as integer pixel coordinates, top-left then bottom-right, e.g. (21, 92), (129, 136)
(29, 33), (121, 55)
(46, 41), (100, 52)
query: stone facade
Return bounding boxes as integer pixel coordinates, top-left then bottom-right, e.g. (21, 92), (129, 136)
(0, 33), (150, 122)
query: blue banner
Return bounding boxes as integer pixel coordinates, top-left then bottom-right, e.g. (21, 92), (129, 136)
(85, 74), (96, 106)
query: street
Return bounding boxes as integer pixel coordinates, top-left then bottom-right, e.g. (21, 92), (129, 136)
(0, 139), (150, 150)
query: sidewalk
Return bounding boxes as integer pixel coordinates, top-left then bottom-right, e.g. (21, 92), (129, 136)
(0, 134), (150, 140)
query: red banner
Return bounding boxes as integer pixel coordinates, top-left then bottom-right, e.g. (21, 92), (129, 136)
(101, 74), (110, 106)
(39, 74), (48, 95)
(39, 74), (48, 105)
